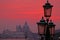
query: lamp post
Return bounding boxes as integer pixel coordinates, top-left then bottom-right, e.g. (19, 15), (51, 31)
(37, 0), (56, 40)
(43, 0), (53, 40)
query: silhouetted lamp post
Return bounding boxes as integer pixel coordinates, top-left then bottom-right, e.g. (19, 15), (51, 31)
(37, 0), (56, 40)
(43, 0), (53, 40)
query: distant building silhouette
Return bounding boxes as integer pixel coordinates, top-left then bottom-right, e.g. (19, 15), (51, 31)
(0, 22), (39, 40)
(16, 25), (22, 32)
(23, 22), (31, 33)
(0, 22), (59, 40)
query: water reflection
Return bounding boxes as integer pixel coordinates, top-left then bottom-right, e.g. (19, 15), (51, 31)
(0, 38), (39, 40)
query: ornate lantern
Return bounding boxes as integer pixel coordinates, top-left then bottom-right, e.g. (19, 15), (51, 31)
(43, 1), (53, 19)
(48, 20), (55, 40)
(48, 20), (55, 35)
(37, 17), (46, 35)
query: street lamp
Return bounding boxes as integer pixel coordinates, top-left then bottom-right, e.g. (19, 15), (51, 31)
(37, 17), (46, 40)
(48, 20), (55, 40)
(37, 0), (56, 40)
(43, 0), (53, 40)
(43, 0), (53, 20)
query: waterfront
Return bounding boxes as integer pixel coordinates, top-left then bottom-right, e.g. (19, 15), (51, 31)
(0, 39), (25, 40)
(0, 38), (37, 40)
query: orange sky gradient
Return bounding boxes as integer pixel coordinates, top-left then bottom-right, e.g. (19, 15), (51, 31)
(0, 0), (60, 33)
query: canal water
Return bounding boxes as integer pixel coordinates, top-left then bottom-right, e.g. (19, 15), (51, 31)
(0, 39), (25, 40)
(0, 38), (37, 40)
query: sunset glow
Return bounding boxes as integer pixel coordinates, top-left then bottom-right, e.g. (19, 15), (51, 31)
(0, 0), (60, 33)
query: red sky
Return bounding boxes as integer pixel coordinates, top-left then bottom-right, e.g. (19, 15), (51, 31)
(0, 0), (60, 33)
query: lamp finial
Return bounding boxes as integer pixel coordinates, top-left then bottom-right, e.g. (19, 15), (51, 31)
(47, 0), (49, 3)
(50, 20), (52, 22)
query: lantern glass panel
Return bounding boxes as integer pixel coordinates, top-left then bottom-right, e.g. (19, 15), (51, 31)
(38, 25), (45, 34)
(44, 8), (52, 17)
(49, 27), (55, 35)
